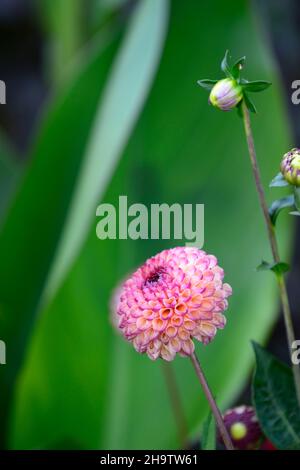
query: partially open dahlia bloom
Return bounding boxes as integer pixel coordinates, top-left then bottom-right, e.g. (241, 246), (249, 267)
(117, 247), (232, 361)
(280, 147), (300, 187)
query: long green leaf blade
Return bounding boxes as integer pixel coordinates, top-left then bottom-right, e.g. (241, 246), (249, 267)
(10, 0), (292, 450)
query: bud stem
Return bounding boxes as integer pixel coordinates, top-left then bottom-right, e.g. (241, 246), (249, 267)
(161, 362), (188, 449)
(241, 99), (300, 406)
(190, 351), (235, 450)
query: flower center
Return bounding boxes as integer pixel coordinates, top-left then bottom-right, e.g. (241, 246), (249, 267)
(230, 422), (247, 440)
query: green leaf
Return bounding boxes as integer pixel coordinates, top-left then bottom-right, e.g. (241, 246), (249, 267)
(294, 187), (300, 212)
(201, 412), (216, 450)
(231, 56), (246, 80)
(256, 260), (290, 275)
(0, 0), (169, 447)
(236, 100), (243, 118)
(252, 343), (300, 450)
(242, 80), (271, 92)
(221, 50), (232, 78)
(290, 211), (300, 216)
(243, 92), (257, 113)
(197, 79), (218, 91)
(269, 195), (295, 226)
(10, 0), (292, 450)
(270, 172), (289, 187)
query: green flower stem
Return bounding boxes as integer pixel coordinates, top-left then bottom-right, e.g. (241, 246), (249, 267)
(294, 187), (300, 211)
(161, 362), (188, 448)
(190, 351), (235, 450)
(241, 99), (300, 406)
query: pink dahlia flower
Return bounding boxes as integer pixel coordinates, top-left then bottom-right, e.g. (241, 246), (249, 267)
(117, 247), (232, 361)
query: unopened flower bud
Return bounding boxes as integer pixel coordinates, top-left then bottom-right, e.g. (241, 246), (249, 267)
(209, 78), (243, 111)
(280, 148), (300, 186)
(260, 439), (276, 451)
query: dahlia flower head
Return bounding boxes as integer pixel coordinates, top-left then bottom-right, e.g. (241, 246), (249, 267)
(117, 247), (232, 361)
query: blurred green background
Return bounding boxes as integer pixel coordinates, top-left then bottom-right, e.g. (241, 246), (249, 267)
(0, 0), (298, 450)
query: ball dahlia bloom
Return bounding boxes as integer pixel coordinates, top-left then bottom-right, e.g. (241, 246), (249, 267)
(117, 247), (232, 361)
(209, 78), (243, 111)
(280, 148), (300, 186)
